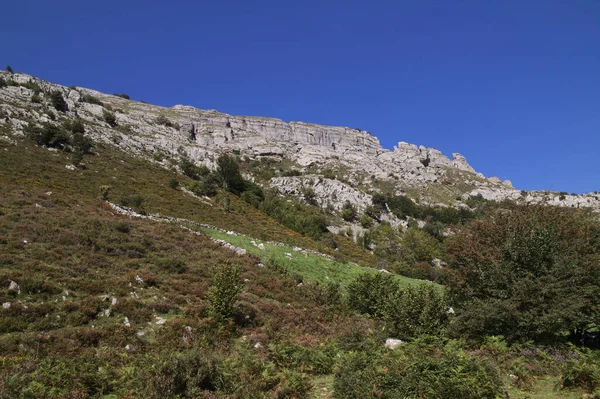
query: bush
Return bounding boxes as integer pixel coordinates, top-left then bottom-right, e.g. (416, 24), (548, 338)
(333, 341), (504, 399)
(31, 93), (41, 103)
(50, 91), (68, 112)
(102, 109), (117, 126)
(82, 94), (103, 106)
(341, 201), (357, 222)
(156, 115), (176, 128)
(113, 93), (130, 99)
(216, 154), (245, 195)
(168, 178), (178, 189)
(185, 180), (217, 197)
(207, 262), (243, 321)
(179, 155), (210, 180)
(6, 65), (14, 73)
(560, 357), (600, 393)
(24, 122), (71, 148)
(99, 185), (111, 201)
(119, 193), (145, 211)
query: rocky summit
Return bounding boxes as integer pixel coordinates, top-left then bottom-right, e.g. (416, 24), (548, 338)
(1, 70), (599, 213)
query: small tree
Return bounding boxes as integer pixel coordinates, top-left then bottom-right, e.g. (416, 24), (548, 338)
(5, 65), (14, 74)
(207, 262), (243, 321)
(216, 154), (245, 195)
(50, 91), (68, 112)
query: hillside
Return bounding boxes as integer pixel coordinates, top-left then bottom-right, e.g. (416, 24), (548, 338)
(1, 69), (600, 398)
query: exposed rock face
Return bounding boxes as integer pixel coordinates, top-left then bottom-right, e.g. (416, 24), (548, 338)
(1, 71), (599, 213)
(270, 176), (373, 213)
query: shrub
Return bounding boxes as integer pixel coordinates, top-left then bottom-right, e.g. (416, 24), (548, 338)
(333, 341), (504, 399)
(82, 94), (103, 106)
(340, 201), (357, 221)
(31, 93), (41, 103)
(119, 193), (145, 210)
(6, 65), (14, 73)
(102, 109), (117, 126)
(560, 357), (600, 393)
(216, 154), (245, 195)
(168, 178), (178, 189)
(50, 91), (68, 112)
(179, 155), (210, 180)
(207, 262), (243, 321)
(156, 114), (175, 128)
(113, 93), (130, 99)
(359, 213), (373, 228)
(185, 180), (217, 197)
(99, 185), (111, 201)
(24, 122), (70, 148)
(0, 77), (5, 88)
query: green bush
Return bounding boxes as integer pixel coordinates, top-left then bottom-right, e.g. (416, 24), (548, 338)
(179, 155), (210, 180)
(50, 91), (68, 112)
(113, 93), (130, 99)
(341, 201), (357, 221)
(208, 262), (243, 321)
(119, 193), (145, 210)
(103, 109), (117, 126)
(81, 94), (102, 106)
(156, 114), (176, 128)
(217, 154), (245, 195)
(6, 65), (14, 73)
(185, 180), (217, 197)
(333, 341), (504, 399)
(560, 356), (600, 393)
(24, 122), (71, 148)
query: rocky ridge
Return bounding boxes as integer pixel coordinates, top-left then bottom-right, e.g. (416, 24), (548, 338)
(1, 71), (598, 213)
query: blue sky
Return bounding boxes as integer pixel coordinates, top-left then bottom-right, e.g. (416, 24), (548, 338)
(3, 0), (599, 193)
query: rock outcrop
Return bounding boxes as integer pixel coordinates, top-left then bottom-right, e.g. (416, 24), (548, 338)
(1, 71), (598, 212)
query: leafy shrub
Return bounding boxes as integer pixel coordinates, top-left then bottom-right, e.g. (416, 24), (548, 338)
(102, 109), (117, 126)
(113, 93), (130, 99)
(208, 262), (243, 321)
(333, 341), (504, 399)
(156, 114), (176, 128)
(119, 193), (145, 210)
(31, 93), (41, 103)
(0, 77), (5, 88)
(24, 122), (71, 148)
(50, 91), (68, 112)
(82, 94), (103, 106)
(6, 65), (14, 73)
(341, 201), (357, 221)
(168, 178), (178, 189)
(99, 185), (111, 201)
(560, 356), (600, 393)
(179, 155), (210, 180)
(146, 349), (220, 398)
(185, 180), (217, 197)
(217, 154), (245, 195)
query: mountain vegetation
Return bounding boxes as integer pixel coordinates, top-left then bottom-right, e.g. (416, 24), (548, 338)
(0, 70), (599, 398)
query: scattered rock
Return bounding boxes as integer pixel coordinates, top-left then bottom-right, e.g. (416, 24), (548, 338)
(124, 317), (131, 327)
(385, 339), (405, 350)
(2, 302), (10, 309)
(8, 281), (20, 295)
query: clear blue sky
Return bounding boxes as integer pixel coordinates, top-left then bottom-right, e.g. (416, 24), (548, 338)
(3, 0), (599, 193)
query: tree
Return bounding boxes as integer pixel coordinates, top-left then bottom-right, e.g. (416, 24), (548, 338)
(446, 205), (600, 343)
(207, 262), (243, 321)
(216, 154), (245, 195)
(50, 91), (68, 112)
(5, 65), (14, 74)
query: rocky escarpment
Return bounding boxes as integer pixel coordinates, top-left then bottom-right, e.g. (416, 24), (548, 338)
(1, 71), (598, 212)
